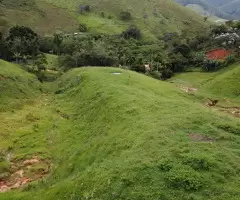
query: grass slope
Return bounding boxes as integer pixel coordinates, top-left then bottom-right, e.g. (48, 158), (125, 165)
(2, 0), (209, 38)
(0, 60), (40, 112)
(169, 64), (240, 100)
(1, 66), (239, 199)
(1, 0), (78, 35)
(204, 64), (240, 99)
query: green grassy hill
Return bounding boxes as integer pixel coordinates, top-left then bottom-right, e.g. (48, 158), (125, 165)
(204, 64), (240, 100)
(0, 65), (239, 199)
(0, 60), (40, 112)
(169, 64), (240, 100)
(1, 0), (209, 39)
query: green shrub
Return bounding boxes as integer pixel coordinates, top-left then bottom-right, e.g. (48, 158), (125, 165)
(122, 26), (141, 40)
(149, 71), (162, 80)
(183, 155), (214, 171)
(166, 167), (204, 191)
(78, 23), (88, 32)
(202, 59), (224, 71)
(120, 11), (131, 21)
(158, 159), (173, 171)
(225, 55), (236, 65)
(100, 12), (105, 18)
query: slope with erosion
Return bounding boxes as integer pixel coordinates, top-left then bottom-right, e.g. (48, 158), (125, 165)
(0, 65), (240, 199)
(169, 64), (240, 117)
(1, 0), (209, 39)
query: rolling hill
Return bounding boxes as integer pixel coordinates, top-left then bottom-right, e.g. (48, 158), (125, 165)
(0, 0), (209, 39)
(0, 61), (240, 199)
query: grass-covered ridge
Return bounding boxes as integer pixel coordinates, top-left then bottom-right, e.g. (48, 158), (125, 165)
(1, 66), (239, 199)
(0, 59), (40, 111)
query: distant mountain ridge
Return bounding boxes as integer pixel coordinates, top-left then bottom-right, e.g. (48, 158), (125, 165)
(174, 0), (240, 20)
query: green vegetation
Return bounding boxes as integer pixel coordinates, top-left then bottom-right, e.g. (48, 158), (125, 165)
(0, 60), (40, 111)
(0, 63), (239, 199)
(1, 0), (209, 38)
(170, 64), (240, 99)
(0, 0), (240, 199)
(204, 64), (240, 99)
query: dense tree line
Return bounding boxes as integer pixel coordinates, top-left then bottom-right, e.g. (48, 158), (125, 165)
(1, 22), (239, 81)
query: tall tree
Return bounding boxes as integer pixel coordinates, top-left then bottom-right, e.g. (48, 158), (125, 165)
(6, 26), (40, 61)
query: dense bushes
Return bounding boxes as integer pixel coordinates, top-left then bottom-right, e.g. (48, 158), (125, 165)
(203, 55), (236, 71)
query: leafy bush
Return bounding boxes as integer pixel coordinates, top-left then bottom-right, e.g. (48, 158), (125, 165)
(120, 11), (131, 21)
(225, 55), (236, 65)
(202, 59), (224, 71)
(148, 71), (162, 80)
(211, 24), (228, 35)
(100, 12), (105, 18)
(183, 155), (214, 171)
(158, 159), (173, 171)
(78, 23), (88, 32)
(173, 43), (191, 57)
(166, 167), (204, 191)
(122, 26), (141, 40)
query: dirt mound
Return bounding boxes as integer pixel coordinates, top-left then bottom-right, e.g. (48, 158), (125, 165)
(189, 133), (215, 143)
(218, 106), (240, 118)
(0, 156), (50, 193)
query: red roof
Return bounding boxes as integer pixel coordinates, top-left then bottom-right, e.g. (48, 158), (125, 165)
(206, 48), (231, 60)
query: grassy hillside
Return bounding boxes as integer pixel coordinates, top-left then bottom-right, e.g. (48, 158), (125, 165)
(204, 64), (240, 99)
(1, 66), (239, 199)
(169, 64), (240, 100)
(1, 0), (209, 39)
(0, 60), (40, 112)
(1, 0), (78, 35)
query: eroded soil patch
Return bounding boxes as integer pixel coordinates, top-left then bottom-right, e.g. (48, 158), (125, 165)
(205, 99), (240, 118)
(0, 75), (8, 81)
(189, 133), (215, 143)
(0, 156), (50, 193)
(180, 85), (198, 93)
(218, 106), (240, 118)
